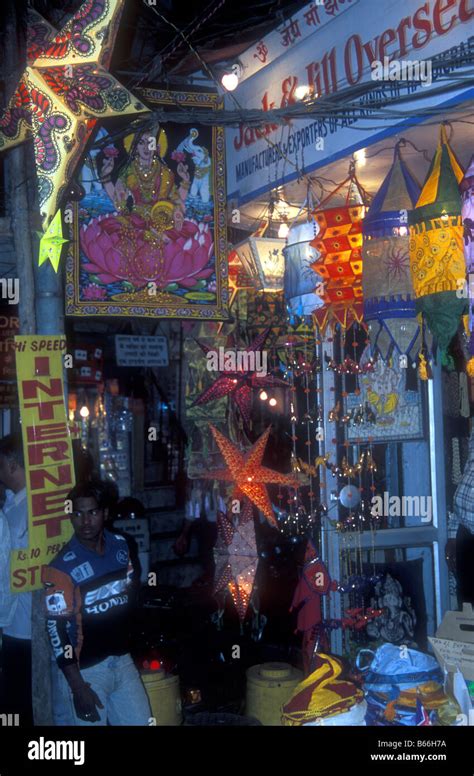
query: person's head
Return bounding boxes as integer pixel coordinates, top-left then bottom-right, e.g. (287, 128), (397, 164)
(66, 480), (110, 545)
(0, 434), (26, 492)
(136, 131), (155, 165)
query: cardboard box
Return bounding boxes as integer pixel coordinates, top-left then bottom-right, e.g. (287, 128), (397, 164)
(429, 604), (474, 682)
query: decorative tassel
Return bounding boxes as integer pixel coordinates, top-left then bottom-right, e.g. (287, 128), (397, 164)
(459, 372), (470, 417)
(418, 353), (431, 381)
(452, 438), (462, 485)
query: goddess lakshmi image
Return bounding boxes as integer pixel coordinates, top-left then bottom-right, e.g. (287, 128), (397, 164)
(79, 124), (215, 301)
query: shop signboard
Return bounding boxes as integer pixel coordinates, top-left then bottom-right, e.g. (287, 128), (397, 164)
(115, 335), (169, 367)
(237, 0), (358, 81)
(12, 335), (75, 592)
(227, 0), (474, 203)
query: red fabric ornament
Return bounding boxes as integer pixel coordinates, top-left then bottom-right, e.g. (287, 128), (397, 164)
(290, 540), (332, 675)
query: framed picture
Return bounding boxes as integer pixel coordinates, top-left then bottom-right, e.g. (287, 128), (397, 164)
(66, 88), (228, 320)
(344, 346), (424, 442)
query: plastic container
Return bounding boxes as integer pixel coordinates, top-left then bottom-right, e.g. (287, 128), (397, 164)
(246, 662), (303, 726)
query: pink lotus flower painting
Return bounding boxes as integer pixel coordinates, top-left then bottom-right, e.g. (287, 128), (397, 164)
(66, 95), (228, 321)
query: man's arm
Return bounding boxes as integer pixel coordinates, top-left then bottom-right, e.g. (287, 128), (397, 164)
(0, 511), (16, 628)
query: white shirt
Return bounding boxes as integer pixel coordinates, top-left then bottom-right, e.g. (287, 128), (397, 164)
(2, 488), (32, 640)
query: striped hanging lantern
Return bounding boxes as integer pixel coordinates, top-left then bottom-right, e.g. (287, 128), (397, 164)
(310, 170), (370, 333)
(362, 145), (421, 361)
(408, 126), (466, 369)
(283, 219), (325, 317)
(460, 156), (474, 374)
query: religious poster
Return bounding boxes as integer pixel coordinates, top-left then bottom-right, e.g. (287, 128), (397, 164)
(66, 89), (228, 320)
(13, 335), (74, 592)
(344, 346), (424, 443)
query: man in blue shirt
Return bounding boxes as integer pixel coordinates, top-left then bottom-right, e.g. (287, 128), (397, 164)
(0, 434), (33, 726)
(42, 481), (151, 725)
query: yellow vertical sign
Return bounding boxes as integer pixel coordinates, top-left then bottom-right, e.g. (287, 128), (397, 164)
(13, 335), (74, 592)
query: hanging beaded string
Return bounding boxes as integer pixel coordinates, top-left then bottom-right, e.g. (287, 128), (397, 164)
(287, 334), (299, 534)
(302, 335), (316, 522)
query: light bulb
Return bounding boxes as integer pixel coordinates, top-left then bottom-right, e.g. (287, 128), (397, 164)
(269, 398), (277, 407)
(295, 85), (309, 100)
(79, 405), (89, 418)
(354, 148), (366, 167)
(221, 72), (239, 91)
(278, 222), (289, 239)
(259, 390), (268, 401)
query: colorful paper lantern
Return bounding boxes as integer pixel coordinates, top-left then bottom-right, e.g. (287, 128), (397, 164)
(310, 173), (370, 332)
(283, 219), (326, 317)
(214, 499), (258, 624)
(192, 328), (288, 430)
(408, 126), (467, 368)
(0, 1), (149, 229)
(233, 236), (286, 292)
(362, 145), (421, 360)
(205, 425), (299, 527)
(460, 156), (474, 370)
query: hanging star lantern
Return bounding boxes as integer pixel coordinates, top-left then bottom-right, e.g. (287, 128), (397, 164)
(214, 499), (258, 624)
(205, 425), (299, 527)
(37, 209), (68, 271)
(192, 328), (288, 429)
(0, 0), (149, 229)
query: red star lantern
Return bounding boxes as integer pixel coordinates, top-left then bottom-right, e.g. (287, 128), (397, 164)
(192, 328), (288, 429)
(205, 425), (299, 527)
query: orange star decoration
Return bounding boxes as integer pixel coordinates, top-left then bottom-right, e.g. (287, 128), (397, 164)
(206, 425), (299, 528)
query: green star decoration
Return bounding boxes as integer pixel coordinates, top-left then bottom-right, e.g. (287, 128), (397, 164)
(37, 209), (68, 272)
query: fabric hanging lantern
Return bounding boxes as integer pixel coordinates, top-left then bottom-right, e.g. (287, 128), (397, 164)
(408, 126), (466, 369)
(362, 145), (422, 361)
(233, 221), (286, 293)
(310, 169), (370, 332)
(460, 156), (474, 372)
(283, 218), (326, 317)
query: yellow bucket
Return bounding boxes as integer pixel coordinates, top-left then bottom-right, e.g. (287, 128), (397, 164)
(246, 662), (303, 726)
(141, 670), (182, 726)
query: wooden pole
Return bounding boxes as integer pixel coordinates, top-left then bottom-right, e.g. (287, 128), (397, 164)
(3, 0), (54, 726)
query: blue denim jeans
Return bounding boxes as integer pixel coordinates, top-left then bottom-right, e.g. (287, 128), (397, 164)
(52, 653), (151, 726)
